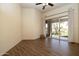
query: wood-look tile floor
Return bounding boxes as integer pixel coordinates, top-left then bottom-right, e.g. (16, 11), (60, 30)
(3, 38), (79, 56)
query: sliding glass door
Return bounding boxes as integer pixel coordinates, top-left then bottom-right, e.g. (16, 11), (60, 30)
(51, 17), (68, 40)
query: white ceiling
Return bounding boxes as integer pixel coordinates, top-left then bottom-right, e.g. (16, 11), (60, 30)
(21, 3), (70, 12)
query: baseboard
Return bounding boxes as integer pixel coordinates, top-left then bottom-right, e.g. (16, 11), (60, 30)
(23, 38), (39, 40)
(69, 42), (79, 44)
(23, 37), (40, 40)
(1, 39), (21, 56)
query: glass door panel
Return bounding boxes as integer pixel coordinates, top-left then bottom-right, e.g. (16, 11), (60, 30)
(60, 20), (68, 40)
(52, 22), (60, 39)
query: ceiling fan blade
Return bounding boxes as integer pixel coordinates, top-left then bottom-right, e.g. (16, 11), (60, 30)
(48, 3), (54, 6)
(42, 6), (46, 10)
(36, 3), (42, 5)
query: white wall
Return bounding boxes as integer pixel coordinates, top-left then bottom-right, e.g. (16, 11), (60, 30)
(0, 4), (22, 55)
(43, 4), (79, 43)
(22, 8), (43, 40)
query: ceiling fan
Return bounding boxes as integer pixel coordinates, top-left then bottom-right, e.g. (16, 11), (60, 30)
(35, 3), (54, 10)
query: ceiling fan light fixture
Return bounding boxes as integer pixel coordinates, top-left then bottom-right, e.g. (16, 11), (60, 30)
(46, 3), (48, 5)
(42, 3), (46, 6)
(35, 3), (54, 10)
(42, 3), (48, 6)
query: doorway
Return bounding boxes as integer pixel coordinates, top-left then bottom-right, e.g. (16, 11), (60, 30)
(52, 19), (68, 41)
(45, 16), (69, 41)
